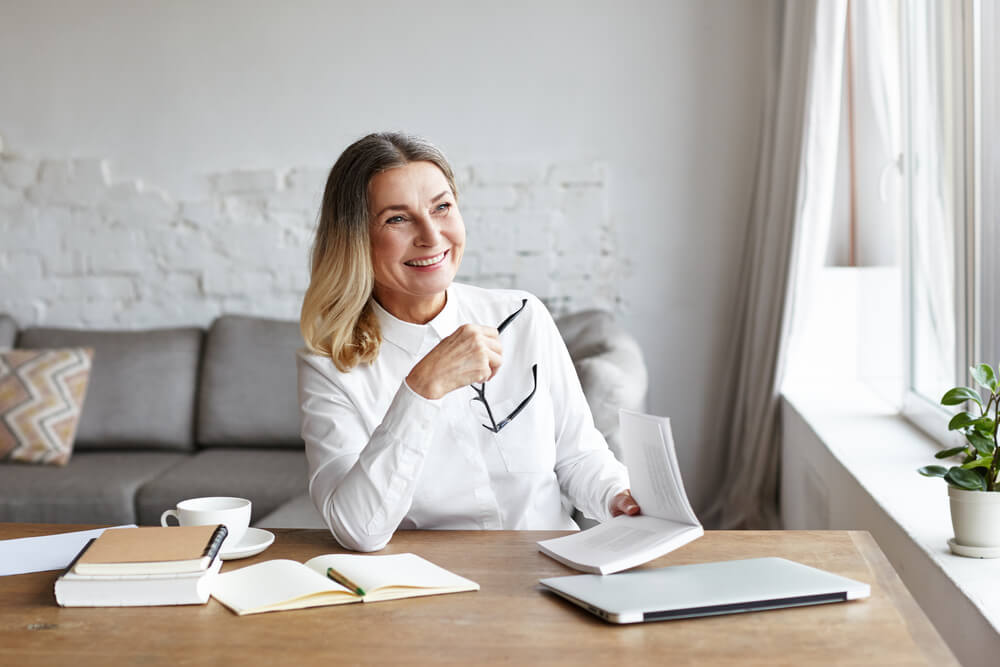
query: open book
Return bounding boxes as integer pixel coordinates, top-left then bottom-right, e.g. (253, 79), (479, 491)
(210, 552), (479, 615)
(538, 409), (703, 574)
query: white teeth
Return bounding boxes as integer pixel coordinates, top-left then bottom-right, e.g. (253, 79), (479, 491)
(405, 251), (446, 267)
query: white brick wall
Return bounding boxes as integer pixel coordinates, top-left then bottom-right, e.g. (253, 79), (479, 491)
(0, 140), (623, 329)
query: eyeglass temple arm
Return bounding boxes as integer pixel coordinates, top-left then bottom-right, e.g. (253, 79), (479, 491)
(497, 299), (528, 334)
(470, 298), (530, 433)
(493, 364), (539, 432)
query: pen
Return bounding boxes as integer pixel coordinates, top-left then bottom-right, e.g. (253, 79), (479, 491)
(327, 568), (365, 596)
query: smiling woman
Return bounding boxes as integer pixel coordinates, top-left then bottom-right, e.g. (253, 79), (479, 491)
(300, 134), (460, 372)
(296, 132), (638, 552)
(367, 161), (466, 325)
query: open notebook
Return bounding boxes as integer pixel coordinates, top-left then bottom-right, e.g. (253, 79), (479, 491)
(211, 552), (478, 615)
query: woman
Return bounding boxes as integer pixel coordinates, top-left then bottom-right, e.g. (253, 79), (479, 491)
(298, 132), (639, 552)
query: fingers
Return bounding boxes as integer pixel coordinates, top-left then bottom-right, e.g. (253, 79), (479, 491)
(452, 324), (502, 382)
(408, 324), (505, 398)
(610, 490), (641, 517)
(457, 323), (500, 350)
(483, 348), (503, 382)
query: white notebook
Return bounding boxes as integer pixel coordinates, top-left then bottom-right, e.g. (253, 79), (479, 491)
(538, 409), (703, 574)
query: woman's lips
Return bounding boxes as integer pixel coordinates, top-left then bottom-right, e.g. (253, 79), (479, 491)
(404, 250), (448, 268)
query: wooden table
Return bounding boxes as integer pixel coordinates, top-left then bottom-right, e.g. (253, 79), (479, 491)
(0, 525), (956, 666)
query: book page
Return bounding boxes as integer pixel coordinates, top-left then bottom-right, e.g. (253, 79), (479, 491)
(619, 410), (699, 526)
(211, 559), (356, 615)
(536, 409), (703, 574)
(303, 553), (477, 594)
(561, 515), (695, 558)
(536, 515), (702, 575)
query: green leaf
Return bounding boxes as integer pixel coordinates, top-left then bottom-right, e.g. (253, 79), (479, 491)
(974, 417), (995, 435)
(945, 467), (988, 490)
(965, 430), (996, 457)
(934, 446), (969, 459)
(961, 456), (993, 470)
(917, 465), (948, 477)
(941, 387), (983, 408)
(948, 412), (978, 431)
(970, 363), (999, 393)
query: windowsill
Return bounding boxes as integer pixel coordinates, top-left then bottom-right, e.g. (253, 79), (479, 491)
(781, 380), (1000, 665)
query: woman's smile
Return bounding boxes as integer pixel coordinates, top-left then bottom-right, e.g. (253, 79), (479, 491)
(404, 249), (449, 268)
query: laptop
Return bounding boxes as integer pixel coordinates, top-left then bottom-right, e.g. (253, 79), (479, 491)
(538, 557), (870, 624)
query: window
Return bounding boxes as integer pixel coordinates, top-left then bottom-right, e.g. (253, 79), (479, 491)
(976, 0), (1000, 386)
(785, 0), (996, 447)
(899, 0), (973, 440)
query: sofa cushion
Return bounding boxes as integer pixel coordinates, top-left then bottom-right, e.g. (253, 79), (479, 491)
(197, 315), (303, 448)
(17, 325), (202, 451)
(0, 451), (187, 524)
(0, 348), (94, 465)
(135, 448), (309, 525)
(0, 315), (16, 350)
(555, 310), (648, 459)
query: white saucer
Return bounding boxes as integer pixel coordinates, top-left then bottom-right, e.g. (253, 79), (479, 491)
(220, 527), (275, 560)
(947, 538), (1000, 559)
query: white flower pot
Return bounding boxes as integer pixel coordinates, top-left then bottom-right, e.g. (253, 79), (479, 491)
(948, 486), (1000, 553)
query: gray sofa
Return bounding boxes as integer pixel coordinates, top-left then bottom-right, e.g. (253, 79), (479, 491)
(0, 310), (647, 530)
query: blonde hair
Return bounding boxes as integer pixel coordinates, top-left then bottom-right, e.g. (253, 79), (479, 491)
(300, 132), (458, 371)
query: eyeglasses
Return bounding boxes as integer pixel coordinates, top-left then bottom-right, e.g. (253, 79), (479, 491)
(469, 298), (539, 433)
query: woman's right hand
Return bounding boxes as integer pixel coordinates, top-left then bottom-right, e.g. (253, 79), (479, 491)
(405, 324), (502, 400)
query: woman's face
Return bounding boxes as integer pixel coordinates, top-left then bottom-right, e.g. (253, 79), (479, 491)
(368, 160), (465, 323)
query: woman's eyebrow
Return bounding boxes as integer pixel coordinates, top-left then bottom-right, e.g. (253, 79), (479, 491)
(374, 203), (407, 219)
(374, 190), (451, 219)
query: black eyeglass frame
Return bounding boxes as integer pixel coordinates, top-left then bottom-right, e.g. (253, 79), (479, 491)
(469, 299), (538, 433)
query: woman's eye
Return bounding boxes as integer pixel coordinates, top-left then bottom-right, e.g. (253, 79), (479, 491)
(386, 215), (405, 224)
(435, 202), (451, 213)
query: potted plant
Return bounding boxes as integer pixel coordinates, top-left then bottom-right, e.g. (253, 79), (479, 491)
(918, 363), (1000, 557)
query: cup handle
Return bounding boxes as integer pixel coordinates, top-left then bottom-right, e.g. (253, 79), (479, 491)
(161, 509), (179, 527)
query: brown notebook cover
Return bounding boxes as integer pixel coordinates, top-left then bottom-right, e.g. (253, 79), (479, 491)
(74, 525), (228, 576)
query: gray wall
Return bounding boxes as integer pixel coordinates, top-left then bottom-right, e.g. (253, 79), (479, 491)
(0, 0), (774, 515)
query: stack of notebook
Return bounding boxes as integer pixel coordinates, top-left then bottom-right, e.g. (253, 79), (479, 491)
(55, 525), (228, 607)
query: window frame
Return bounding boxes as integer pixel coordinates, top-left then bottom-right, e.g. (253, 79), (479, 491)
(899, 0), (978, 446)
(976, 0), (999, 372)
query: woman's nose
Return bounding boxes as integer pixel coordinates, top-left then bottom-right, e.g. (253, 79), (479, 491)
(414, 215), (442, 245)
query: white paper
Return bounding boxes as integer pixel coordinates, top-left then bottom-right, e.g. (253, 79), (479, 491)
(618, 410), (699, 524)
(0, 525), (135, 576)
(536, 410), (703, 574)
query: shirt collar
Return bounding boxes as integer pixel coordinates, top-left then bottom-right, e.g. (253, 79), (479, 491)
(373, 287), (460, 355)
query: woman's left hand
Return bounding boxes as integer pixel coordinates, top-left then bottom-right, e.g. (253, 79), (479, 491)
(610, 490), (641, 517)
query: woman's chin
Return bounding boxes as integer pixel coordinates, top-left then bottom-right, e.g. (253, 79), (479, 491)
(408, 264), (458, 291)
(398, 273), (456, 300)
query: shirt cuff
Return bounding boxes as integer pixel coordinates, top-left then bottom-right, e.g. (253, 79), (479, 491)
(378, 379), (444, 450)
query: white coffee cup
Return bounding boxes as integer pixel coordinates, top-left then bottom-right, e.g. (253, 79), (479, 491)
(160, 496), (251, 552)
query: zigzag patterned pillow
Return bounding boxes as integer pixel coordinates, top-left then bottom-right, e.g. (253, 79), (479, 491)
(0, 348), (94, 465)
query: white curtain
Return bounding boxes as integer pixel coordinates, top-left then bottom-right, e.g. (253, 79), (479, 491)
(705, 0), (847, 529)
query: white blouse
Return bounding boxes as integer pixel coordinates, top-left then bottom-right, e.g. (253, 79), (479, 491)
(297, 282), (629, 552)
